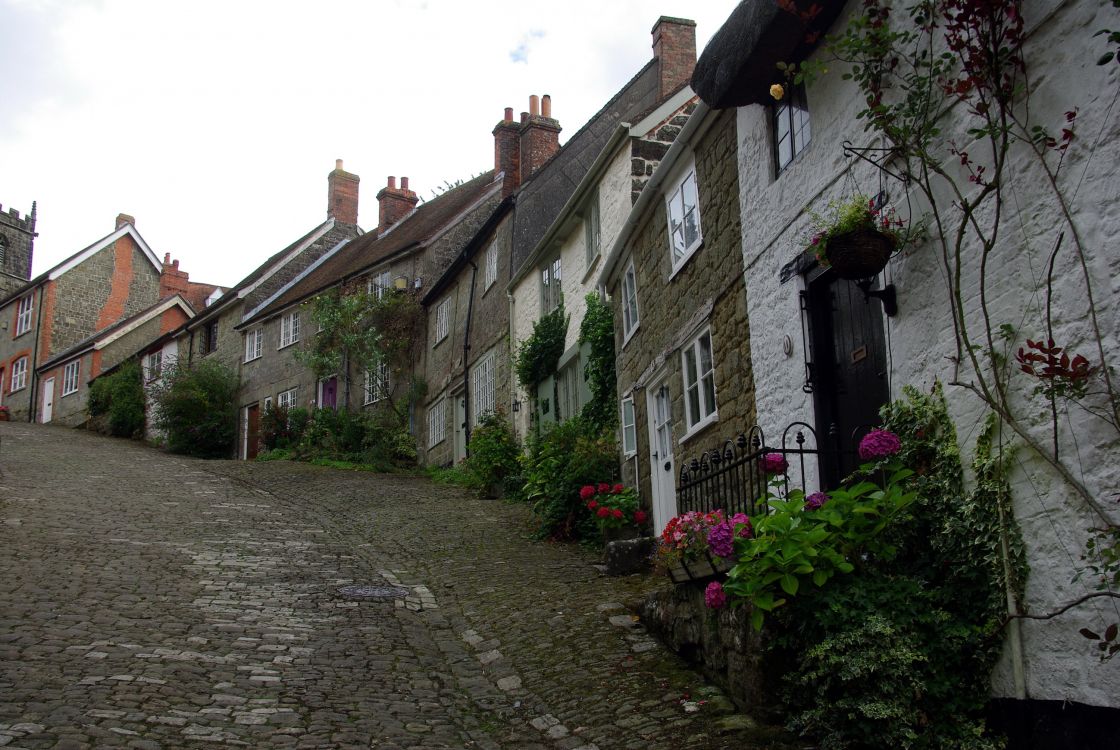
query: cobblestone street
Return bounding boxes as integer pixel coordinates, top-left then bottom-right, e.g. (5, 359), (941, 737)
(0, 424), (789, 750)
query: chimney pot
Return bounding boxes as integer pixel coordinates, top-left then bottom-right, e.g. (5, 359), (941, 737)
(388, 176), (397, 189)
(376, 174), (418, 233)
(335, 158), (343, 170)
(164, 252), (171, 264)
(173, 259), (179, 269)
(541, 94), (552, 118)
(401, 176), (409, 190)
(529, 94), (540, 116)
(504, 107), (514, 122)
(521, 111), (529, 124)
(115, 213), (135, 229)
(519, 95), (561, 184)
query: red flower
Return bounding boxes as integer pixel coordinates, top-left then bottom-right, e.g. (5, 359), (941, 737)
(597, 507), (610, 518)
(588, 500), (598, 510)
(634, 510), (648, 524)
(612, 483), (625, 494)
(612, 508), (623, 519)
(580, 485), (596, 500)
(598, 482), (611, 494)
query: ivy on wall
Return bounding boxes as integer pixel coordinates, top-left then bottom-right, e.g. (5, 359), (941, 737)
(578, 293), (618, 432)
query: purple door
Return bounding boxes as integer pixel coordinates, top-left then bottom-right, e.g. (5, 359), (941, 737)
(320, 377), (337, 409)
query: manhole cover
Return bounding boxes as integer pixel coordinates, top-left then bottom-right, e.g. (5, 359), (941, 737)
(337, 584), (410, 600)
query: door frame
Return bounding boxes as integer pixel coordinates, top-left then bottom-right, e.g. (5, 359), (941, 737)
(317, 374), (338, 409)
(243, 402), (261, 460)
(645, 369), (676, 533)
(451, 387), (467, 463)
(40, 376), (55, 423)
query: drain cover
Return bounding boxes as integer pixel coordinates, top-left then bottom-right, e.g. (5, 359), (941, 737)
(337, 584), (410, 600)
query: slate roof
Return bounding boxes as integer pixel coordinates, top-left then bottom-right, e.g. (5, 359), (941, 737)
(509, 60), (663, 276)
(241, 171), (501, 326)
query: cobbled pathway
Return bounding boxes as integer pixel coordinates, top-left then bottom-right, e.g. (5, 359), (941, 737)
(0, 423), (793, 749)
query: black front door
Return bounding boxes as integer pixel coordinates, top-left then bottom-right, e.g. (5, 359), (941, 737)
(805, 269), (890, 485)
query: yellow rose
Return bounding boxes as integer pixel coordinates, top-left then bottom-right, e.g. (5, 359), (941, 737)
(770, 84), (785, 101)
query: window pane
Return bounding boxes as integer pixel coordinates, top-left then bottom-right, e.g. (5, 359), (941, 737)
(671, 226), (687, 262)
(681, 173), (697, 217)
(683, 346), (698, 388)
(702, 372), (716, 417)
(699, 332), (713, 374)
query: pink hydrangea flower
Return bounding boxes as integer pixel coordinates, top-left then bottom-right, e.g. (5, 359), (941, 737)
(704, 581), (727, 609)
(805, 492), (828, 510)
(759, 452), (788, 475)
(706, 522), (735, 559)
(729, 512), (753, 538)
(858, 429), (902, 460)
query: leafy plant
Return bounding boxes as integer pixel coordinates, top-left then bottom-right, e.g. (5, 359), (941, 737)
(149, 359), (239, 458)
(87, 360), (146, 438)
(514, 307), (568, 390)
(580, 482), (642, 532)
(578, 293), (617, 432)
(806, 194), (908, 266)
(463, 410), (521, 496)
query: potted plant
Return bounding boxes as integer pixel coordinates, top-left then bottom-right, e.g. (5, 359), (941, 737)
(0, 405), (9, 422)
(656, 510), (752, 584)
(808, 194), (906, 280)
(582, 482), (643, 542)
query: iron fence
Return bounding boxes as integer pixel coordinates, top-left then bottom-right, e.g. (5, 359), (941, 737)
(677, 422), (858, 518)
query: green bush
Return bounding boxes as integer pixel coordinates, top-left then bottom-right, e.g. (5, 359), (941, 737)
(294, 407), (416, 471)
(150, 359), (239, 458)
(464, 411), (521, 496)
(515, 307), (568, 389)
(87, 361), (146, 438)
(518, 417), (619, 540)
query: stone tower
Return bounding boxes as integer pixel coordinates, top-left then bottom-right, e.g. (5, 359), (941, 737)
(0, 200), (37, 297)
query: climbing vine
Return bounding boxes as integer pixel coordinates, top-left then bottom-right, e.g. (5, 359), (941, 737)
(514, 306), (568, 390)
(578, 293), (617, 432)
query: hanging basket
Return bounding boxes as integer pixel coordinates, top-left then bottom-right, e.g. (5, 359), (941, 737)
(823, 228), (895, 280)
(667, 553), (734, 584)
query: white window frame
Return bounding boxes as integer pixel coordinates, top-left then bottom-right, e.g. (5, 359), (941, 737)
(434, 299), (450, 344)
(585, 188), (601, 266)
(428, 399), (446, 447)
(364, 360), (390, 404)
(10, 356), (28, 392)
(144, 351), (163, 383)
(621, 260), (640, 343)
(774, 82), (811, 173)
(244, 328), (263, 362)
(556, 357), (582, 422)
(472, 351), (496, 422)
(15, 295), (33, 336)
(680, 327), (718, 439)
(277, 387), (298, 410)
(540, 256), (562, 315)
(279, 312), (300, 349)
(62, 360), (81, 396)
(620, 397), (637, 457)
(665, 163), (703, 273)
(483, 242), (498, 290)
(368, 270), (392, 300)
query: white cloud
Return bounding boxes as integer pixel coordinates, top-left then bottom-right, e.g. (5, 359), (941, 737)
(0, 0), (739, 286)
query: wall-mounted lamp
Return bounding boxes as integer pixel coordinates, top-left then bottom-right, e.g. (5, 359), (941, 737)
(855, 279), (898, 317)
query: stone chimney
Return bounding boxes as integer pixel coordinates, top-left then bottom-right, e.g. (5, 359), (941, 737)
(327, 159), (360, 224)
(652, 16), (697, 100)
(116, 213), (136, 230)
(519, 94), (561, 184)
(494, 107), (522, 197)
(376, 176), (419, 234)
(160, 252), (190, 299)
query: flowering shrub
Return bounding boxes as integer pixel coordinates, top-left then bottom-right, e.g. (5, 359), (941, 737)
(581, 482), (640, 532)
(858, 428), (902, 460)
(705, 581), (728, 609)
(658, 510), (727, 565)
(759, 452), (789, 475)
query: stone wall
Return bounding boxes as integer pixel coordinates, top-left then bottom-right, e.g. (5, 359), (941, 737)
(732, 0), (1119, 707)
(37, 351), (93, 427)
(610, 109), (754, 524)
(0, 203), (35, 288)
(0, 285), (40, 420)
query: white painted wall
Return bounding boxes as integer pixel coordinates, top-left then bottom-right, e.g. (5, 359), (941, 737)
(735, 0), (1119, 706)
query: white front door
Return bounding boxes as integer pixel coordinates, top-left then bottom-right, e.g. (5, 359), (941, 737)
(647, 375), (676, 533)
(41, 377), (55, 423)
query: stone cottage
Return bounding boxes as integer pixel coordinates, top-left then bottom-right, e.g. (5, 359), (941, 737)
(691, 0), (1119, 737)
(507, 17), (700, 442)
(599, 102), (751, 533)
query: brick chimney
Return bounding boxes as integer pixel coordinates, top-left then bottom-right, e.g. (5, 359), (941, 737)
(376, 176), (419, 234)
(327, 159), (360, 224)
(116, 213), (136, 230)
(652, 16), (697, 100)
(519, 94), (561, 184)
(160, 252), (190, 299)
(494, 107), (522, 197)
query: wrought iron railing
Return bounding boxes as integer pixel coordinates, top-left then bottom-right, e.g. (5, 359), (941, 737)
(677, 422), (858, 518)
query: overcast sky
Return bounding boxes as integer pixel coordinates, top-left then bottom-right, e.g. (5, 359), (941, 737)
(1, 0), (738, 288)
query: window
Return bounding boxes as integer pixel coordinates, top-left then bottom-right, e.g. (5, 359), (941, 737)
(434, 299), (450, 344)
(10, 356), (27, 392)
(556, 358), (582, 421)
(666, 166), (703, 268)
(202, 321), (219, 354)
(428, 399), (446, 447)
(540, 256), (562, 314)
(144, 351), (162, 383)
(15, 295), (33, 336)
(365, 360), (390, 404)
(620, 397), (636, 457)
(244, 328), (263, 362)
(681, 329), (717, 433)
(483, 242), (498, 290)
(62, 361), (81, 396)
(0, 236), (6, 266)
(774, 83), (811, 172)
(621, 260), (640, 341)
(368, 270), (392, 300)
(472, 351), (495, 421)
(277, 387), (298, 410)
(279, 312), (300, 348)
(585, 188), (601, 265)
(264, 396), (273, 412)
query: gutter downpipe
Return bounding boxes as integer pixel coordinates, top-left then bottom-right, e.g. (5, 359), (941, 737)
(27, 284), (46, 423)
(462, 259), (478, 456)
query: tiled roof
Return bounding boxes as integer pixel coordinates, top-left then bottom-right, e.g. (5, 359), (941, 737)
(242, 171), (501, 325)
